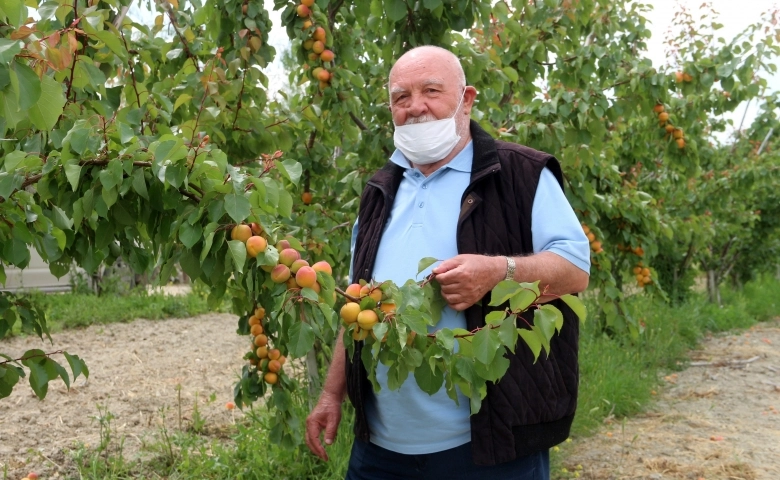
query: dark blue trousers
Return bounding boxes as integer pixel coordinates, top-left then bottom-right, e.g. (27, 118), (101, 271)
(345, 439), (550, 480)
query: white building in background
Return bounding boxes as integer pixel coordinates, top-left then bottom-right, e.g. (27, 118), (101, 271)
(2, 249), (75, 293)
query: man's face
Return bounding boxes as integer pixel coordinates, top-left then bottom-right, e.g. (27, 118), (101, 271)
(388, 52), (465, 128)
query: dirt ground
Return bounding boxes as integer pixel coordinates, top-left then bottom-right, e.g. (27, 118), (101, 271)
(1, 314), (779, 480)
(0, 313), (249, 479)
(563, 319), (780, 480)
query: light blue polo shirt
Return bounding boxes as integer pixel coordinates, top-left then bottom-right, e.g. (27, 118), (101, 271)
(349, 142), (590, 455)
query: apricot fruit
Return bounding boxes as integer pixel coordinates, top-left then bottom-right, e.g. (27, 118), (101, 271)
(231, 224), (252, 242)
(279, 248), (301, 267)
(246, 236), (268, 257)
(320, 49), (334, 62)
(359, 285), (382, 303)
(290, 259), (310, 274)
(352, 327), (369, 341)
(340, 303), (361, 324)
(345, 283), (362, 301)
(357, 309), (379, 329)
(264, 372), (278, 384)
(296, 266), (318, 288)
(312, 260), (332, 275)
(271, 264), (291, 283)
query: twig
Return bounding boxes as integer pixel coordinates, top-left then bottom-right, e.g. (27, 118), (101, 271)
(0, 350), (64, 366)
(689, 355), (760, 367)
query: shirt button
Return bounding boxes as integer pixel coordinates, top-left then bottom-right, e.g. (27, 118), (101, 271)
(422, 185), (428, 189)
(419, 202), (424, 208)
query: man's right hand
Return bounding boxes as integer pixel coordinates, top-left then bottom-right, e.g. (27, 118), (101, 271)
(305, 392), (343, 461)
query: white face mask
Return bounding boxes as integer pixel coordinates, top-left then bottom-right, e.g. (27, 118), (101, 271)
(393, 90), (466, 165)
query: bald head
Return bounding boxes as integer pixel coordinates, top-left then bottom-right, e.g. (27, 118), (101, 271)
(388, 46), (466, 99)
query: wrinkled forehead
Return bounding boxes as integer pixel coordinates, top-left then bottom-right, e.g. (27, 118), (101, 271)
(388, 53), (459, 92)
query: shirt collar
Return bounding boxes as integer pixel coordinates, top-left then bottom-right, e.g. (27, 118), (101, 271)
(390, 141), (474, 174)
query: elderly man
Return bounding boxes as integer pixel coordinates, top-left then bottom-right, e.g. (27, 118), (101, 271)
(306, 46), (590, 479)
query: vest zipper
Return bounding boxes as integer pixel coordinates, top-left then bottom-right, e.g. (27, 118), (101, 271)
(457, 165), (501, 250)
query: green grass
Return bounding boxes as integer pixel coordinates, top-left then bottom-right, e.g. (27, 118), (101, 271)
(38, 275), (780, 479)
(571, 274), (780, 437)
(18, 288), (212, 333)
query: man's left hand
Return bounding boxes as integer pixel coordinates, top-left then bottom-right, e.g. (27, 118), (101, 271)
(432, 254), (505, 311)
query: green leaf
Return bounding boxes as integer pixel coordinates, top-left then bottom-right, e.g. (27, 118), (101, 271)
(64, 160), (82, 191)
(11, 61), (41, 111)
(277, 159), (302, 186)
(174, 93), (192, 112)
(132, 169), (149, 199)
(0, 39), (22, 63)
(401, 308), (429, 335)
(534, 305), (559, 341)
(224, 192), (250, 222)
(28, 75), (66, 131)
(509, 287), (537, 313)
(472, 327), (498, 365)
(414, 358), (444, 395)
(560, 294), (587, 323)
(434, 328), (454, 351)
(179, 221), (202, 249)
(518, 328), (542, 362)
(0, 365), (21, 399)
(226, 239), (247, 274)
(63, 352), (88, 381)
(2, 150), (25, 172)
(385, 0), (407, 22)
(22, 351), (49, 400)
(497, 315), (518, 352)
(95, 31), (127, 61)
(0, 0), (26, 27)
(417, 257), (439, 276)
(488, 280), (521, 306)
(287, 320), (315, 358)
(485, 310), (506, 325)
(502, 66), (519, 82)
(0, 172), (21, 198)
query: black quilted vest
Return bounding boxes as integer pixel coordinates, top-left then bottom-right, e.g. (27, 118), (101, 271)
(347, 120), (580, 466)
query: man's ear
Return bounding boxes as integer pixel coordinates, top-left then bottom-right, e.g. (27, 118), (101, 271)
(463, 86), (478, 115)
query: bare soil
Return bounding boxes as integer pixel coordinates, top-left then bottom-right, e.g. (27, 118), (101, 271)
(563, 319), (780, 480)
(1, 314), (779, 480)
(0, 313), (248, 479)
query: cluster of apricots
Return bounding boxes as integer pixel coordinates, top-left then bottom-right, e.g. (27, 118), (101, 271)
(654, 104), (685, 149)
(268, 239), (333, 293)
(230, 222), (269, 258)
(229, 223), (333, 293)
(617, 243), (645, 258)
(245, 305), (287, 385)
(296, 0), (335, 89)
(339, 283), (398, 341)
(632, 262), (653, 288)
(582, 224), (603, 255)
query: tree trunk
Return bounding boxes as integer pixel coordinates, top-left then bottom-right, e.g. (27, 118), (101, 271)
(707, 269), (721, 305)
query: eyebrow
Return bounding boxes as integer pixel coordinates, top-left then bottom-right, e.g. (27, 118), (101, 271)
(389, 78), (446, 95)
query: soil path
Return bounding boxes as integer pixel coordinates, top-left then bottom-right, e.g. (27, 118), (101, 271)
(563, 319), (780, 480)
(1, 315), (779, 480)
(0, 313), (248, 479)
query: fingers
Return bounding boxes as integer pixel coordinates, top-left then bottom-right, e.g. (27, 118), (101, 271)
(305, 415), (328, 461)
(324, 411), (341, 445)
(432, 256), (463, 276)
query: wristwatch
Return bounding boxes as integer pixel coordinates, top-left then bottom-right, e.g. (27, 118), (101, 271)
(504, 256), (516, 281)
